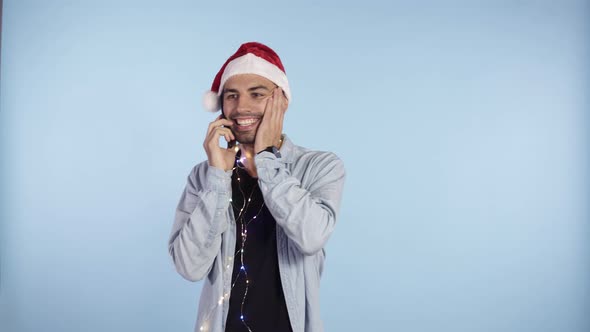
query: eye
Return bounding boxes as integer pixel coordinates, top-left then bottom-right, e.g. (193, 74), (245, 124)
(225, 93), (238, 100)
(251, 92), (265, 98)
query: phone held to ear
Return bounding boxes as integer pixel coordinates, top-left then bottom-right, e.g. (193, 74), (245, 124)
(221, 112), (237, 149)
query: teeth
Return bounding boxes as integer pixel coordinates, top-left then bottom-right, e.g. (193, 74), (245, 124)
(236, 119), (256, 125)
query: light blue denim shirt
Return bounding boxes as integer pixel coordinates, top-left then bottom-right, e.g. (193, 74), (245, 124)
(168, 135), (345, 332)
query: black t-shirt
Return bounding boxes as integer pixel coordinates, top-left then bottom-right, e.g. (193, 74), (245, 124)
(225, 164), (293, 332)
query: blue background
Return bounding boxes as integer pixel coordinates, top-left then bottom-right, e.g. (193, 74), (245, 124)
(1, 1), (588, 331)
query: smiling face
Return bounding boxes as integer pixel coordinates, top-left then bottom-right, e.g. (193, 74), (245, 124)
(221, 74), (277, 145)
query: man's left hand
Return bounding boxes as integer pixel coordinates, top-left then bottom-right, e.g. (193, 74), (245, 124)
(254, 87), (288, 153)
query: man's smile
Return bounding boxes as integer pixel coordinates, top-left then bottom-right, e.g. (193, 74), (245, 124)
(232, 117), (261, 131)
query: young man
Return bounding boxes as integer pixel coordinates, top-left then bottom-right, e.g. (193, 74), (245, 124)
(168, 42), (345, 332)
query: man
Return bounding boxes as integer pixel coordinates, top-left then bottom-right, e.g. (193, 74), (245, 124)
(168, 42), (345, 332)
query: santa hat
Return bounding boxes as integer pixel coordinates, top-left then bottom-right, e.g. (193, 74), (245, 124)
(202, 42), (291, 112)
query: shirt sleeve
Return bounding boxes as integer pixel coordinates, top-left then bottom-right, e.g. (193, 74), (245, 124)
(168, 163), (233, 281)
(255, 151), (346, 256)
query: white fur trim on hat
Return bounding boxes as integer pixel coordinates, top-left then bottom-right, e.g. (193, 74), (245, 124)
(219, 53), (291, 101)
(202, 90), (220, 112)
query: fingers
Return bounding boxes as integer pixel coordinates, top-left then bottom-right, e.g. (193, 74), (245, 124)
(282, 90), (289, 110)
(203, 115), (238, 170)
(207, 126), (234, 145)
(255, 88), (286, 152)
(263, 90), (275, 116)
(206, 116), (234, 136)
(271, 88), (286, 124)
(263, 88), (286, 121)
(204, 115), (235, 151)
(273, 87), (288, 114)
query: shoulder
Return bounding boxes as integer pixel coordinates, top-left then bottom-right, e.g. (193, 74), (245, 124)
(290, 144), (345, 180)
(188, 160), (209, 179)
(298, 148), (343, 167)
(289, 140), (343, 165)
(186, 160), (229, 191)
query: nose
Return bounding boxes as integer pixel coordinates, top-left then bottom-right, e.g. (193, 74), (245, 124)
(236, 95), (251, 112)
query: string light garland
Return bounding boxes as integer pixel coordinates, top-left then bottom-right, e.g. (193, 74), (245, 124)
(199, 153), (265, 332)
(232, 165), (265, 332)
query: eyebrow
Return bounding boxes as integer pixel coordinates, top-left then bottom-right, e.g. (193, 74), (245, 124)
(222, 85), (272, 94)
(222, 88), (239, 94)
(247, 85), (271, 92)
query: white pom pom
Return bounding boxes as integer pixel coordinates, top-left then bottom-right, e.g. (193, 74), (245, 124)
(202, 90), (220, 112)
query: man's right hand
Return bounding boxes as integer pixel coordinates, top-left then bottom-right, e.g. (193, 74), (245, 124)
(203, 115), (237, 170)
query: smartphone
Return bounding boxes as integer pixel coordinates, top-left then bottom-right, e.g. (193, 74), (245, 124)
(221, 112), (237, 149)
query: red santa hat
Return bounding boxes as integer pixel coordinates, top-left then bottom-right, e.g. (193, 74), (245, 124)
(202, 42), (291, 112)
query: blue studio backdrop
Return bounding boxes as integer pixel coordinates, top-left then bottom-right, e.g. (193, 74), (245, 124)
(0, 1), (588, 331)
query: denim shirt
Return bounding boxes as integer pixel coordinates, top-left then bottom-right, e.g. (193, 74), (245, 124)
(168, 135), (345, 332)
